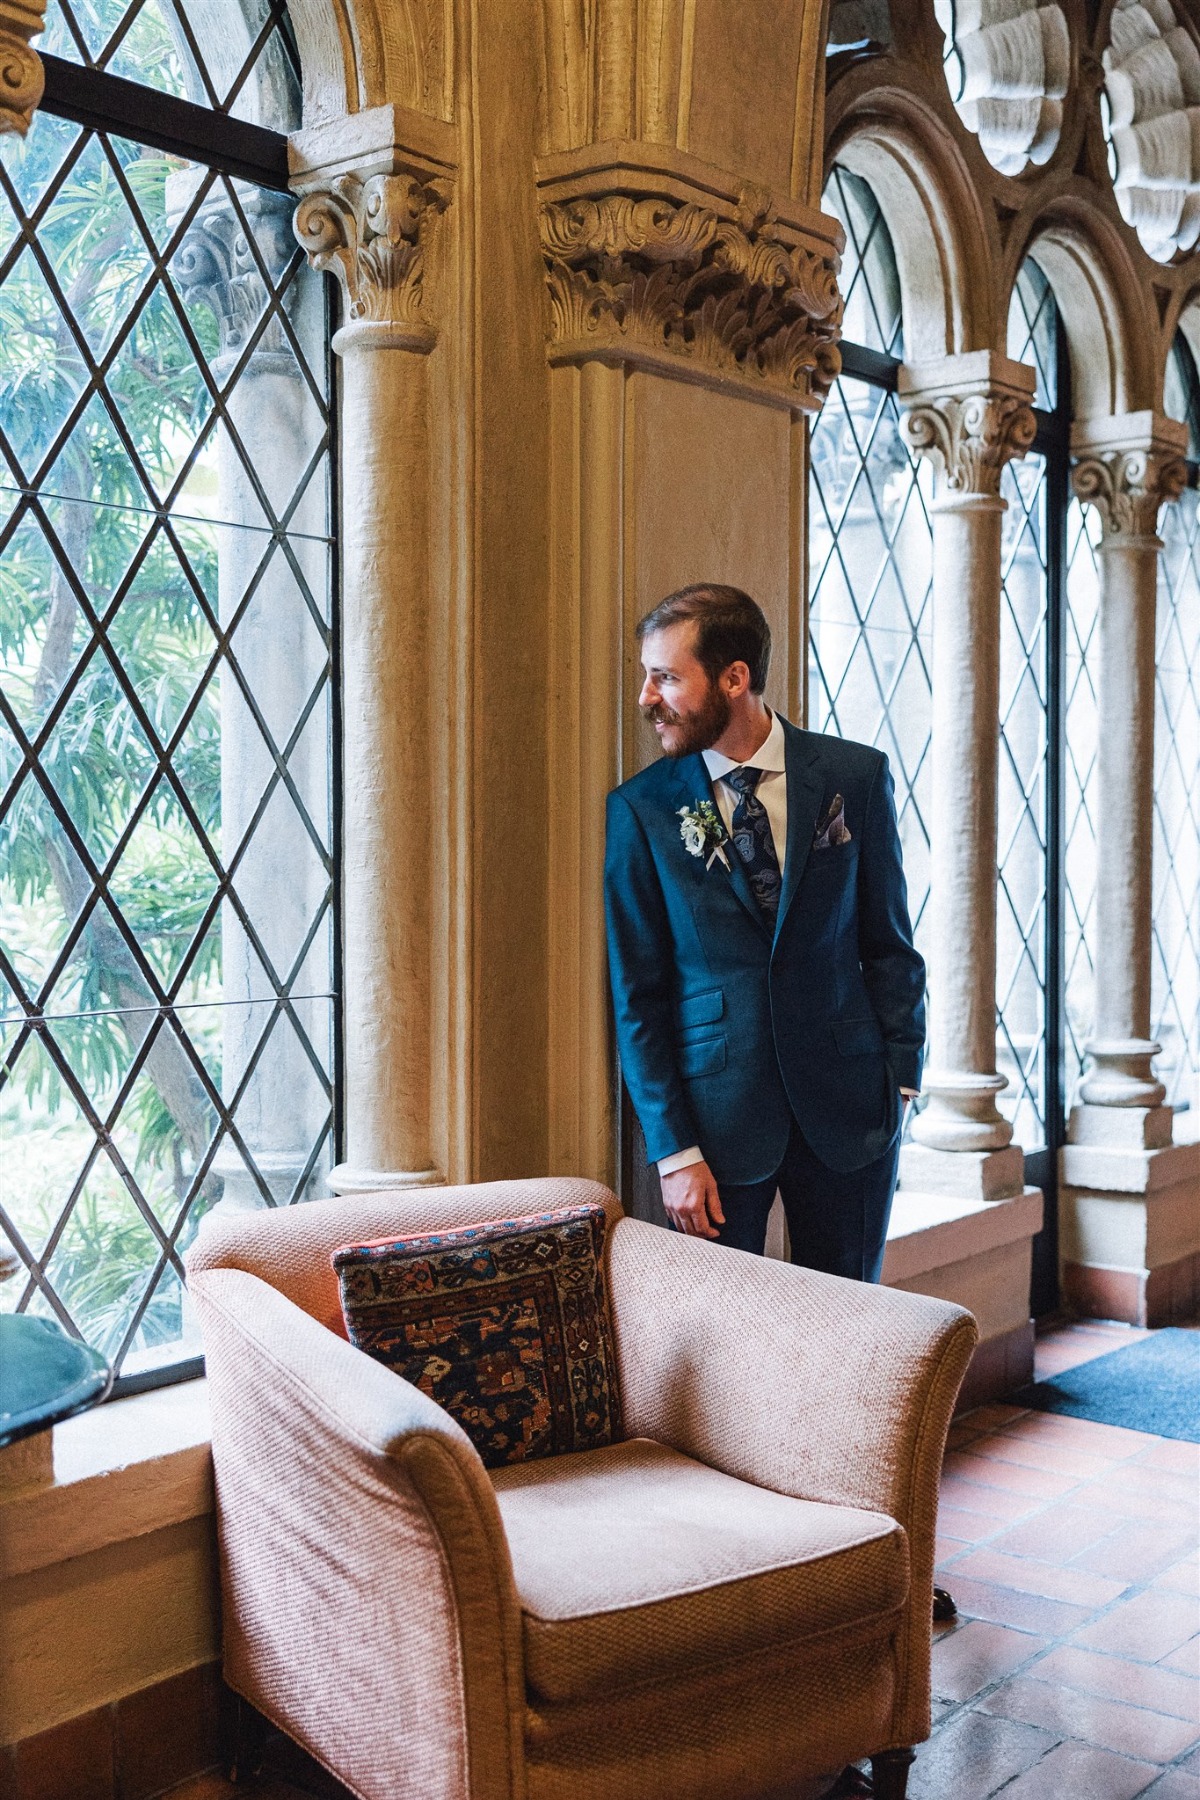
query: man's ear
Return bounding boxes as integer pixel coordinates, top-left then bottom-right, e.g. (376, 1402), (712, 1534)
(723, 659), (752, 698)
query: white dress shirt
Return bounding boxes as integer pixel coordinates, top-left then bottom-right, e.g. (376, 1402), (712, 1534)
(658, 710), (913, 1178)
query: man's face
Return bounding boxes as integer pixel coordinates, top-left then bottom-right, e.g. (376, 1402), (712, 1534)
(638, 622), (731, 758)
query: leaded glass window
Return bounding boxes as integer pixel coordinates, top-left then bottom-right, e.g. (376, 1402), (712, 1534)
(809, 169), (932, 972)
(1153, 335), (1200, 1113)
(0, 7), (336, 1390)
(996, 449), (1051, 1148)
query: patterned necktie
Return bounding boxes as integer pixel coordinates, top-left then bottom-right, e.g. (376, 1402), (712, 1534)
(723, 765), (781, 926)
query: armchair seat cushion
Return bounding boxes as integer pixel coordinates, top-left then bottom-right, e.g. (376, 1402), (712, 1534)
(491, 1437), (908, 1705)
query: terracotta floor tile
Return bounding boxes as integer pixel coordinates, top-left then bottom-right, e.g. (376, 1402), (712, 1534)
(951, 1548), (1129, 1609)
(946, 1422), (986, 1452)
(987, 1737), (1159, 1800)
(938, 1475), (1044, 1522)
(1153, 1558), (1200, 1597)
(1073, 1593), (1200, 1663)
(931, 1620), (1048, 1702)
(937, 1534), (971, 1565)
(1075, 1522), (1200, 1586)
(978, 1673), (1200, 1762)
(944, 1450), (1081, 1500)
(1108, 1464), (1200, 1505)
(1136, 1770), (1200, 1800)
(1136, 1442), (1200, 1477)
(946, 1572), (1100, 1637)
(1031, 1647), (1200, 1723)
(965, 1432), (1118, 1480)
(959, 1402), (1033, 1431)
(1071, 1482), (1200, 1528)
(937, 1503), (1010, 1543)
(907, 1709), (1055, 1800)
(1008, 1416), (1159, 1458)
(990, 1503), (1124, 1565)
(1163, 1642), (1200, 1680)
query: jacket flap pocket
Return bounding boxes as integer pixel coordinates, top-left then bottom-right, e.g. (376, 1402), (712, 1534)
(831, 1017), (884, 1058)
(679, 1033), (726, 1079)
(678, 989), (723, 1030)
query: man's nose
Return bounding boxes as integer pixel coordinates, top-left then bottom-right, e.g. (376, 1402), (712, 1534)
(639, 674), (657, 708)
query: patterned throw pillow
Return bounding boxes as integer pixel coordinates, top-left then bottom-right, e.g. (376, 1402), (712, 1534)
(333, 1204), (622, 1470)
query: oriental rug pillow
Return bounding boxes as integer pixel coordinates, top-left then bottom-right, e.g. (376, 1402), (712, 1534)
(333, 1203), (622, 1469)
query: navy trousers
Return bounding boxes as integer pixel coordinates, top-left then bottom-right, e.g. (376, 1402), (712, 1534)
(709, 1114), (899, 1282)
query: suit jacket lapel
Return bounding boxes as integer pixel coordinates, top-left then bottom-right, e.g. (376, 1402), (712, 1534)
(776, 720), (824, 935)
(669, 755), (768, 936)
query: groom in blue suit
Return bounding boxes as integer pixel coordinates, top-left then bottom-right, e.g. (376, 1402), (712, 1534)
(604, 583), (925, 1278)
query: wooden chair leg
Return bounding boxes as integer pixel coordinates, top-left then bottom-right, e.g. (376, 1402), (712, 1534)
(220, 1686), (267, 1784)
(870, 1747), (916, 1800)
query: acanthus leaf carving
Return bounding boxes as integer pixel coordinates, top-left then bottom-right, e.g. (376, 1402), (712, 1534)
(172, 189), (297, 370)
(1070, 447), (1187, 538)
(293, 171), (450, 339)
(0, 0), (46, 137)
(538, 185), (844, 408)
(902, 391), (1037, 496)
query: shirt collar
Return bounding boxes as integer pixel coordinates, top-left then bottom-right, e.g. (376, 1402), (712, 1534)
(702, 709), (786, 782)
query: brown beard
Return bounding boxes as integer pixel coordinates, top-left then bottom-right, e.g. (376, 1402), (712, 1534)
(642, 681), (732, 757)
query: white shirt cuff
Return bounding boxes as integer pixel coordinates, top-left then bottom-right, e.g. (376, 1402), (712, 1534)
(900, 1088), (918, 1098)
(657, 1145), (705, 1175)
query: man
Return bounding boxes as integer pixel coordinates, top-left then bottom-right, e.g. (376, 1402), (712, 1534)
(604, 582), (925, 1281)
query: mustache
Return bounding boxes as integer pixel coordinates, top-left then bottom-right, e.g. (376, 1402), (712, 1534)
(642, 703), (683, 725)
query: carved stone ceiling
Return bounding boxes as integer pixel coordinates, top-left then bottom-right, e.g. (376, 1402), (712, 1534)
(1103, 0), (1200, 263)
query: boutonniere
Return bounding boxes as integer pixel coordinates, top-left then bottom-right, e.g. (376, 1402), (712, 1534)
(678, 800), (730, 870)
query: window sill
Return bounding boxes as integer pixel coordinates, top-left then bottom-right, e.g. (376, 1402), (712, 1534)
(0, 1377), (213, 1581)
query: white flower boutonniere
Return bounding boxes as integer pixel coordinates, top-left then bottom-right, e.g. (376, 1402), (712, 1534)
(678, 800), (730, 871)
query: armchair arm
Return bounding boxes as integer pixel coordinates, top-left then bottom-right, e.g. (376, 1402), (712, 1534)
(190, 1267), (525, 1800)
(606, 1217), (976, 1747)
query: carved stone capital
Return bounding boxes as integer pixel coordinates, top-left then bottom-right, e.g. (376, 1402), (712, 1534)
(293, 170), (450, 349)
(537, 180), (843, 410)
(1070, 447), (1187, 539)
(0, 0), (45, 137)
(898, 353), (1037, 500)
(901, 390), (1036, 497)
(171, 188), (296, 372)
(1070, 414), (1189, 539)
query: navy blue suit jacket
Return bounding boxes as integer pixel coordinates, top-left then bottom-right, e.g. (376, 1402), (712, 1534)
(604, 718), (926, 1184)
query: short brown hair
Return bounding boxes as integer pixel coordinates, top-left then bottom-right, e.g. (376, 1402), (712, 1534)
(636, 584), (771, 694)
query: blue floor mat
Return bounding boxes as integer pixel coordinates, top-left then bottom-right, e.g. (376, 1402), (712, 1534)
(1013, 1328), (1200, 1443)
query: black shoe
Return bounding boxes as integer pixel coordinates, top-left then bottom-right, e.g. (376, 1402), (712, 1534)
(933, 1585), (957, 1623)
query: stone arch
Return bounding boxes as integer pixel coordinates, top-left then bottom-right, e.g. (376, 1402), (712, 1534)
(258, 0), (448, 125)
(1002, 197), (1160, 415)
(826, 89), (997, 362)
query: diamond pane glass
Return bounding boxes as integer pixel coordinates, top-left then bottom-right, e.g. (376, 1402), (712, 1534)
(808, 376), (934, 967)
(822, 166), (903, 359)
(997, 452), (1050, 1150)
(1063, 496), (1102, 1102)
(1006, 257), (1057, 412)
(39, 0), (300, 130)
(1153, 482), (1200, 1116)
(0, 103), (334, 1382)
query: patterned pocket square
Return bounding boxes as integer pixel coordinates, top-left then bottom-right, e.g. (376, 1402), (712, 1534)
(813, 793), (852, 849)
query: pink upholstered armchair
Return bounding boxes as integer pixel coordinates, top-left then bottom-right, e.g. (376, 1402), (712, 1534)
(186, 1177), (976, 1800)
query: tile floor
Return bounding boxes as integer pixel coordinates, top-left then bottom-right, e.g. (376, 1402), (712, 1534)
(171, 1320), (1199, 1800)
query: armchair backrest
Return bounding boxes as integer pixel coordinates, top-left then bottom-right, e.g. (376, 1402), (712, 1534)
(185, 1177), (624, 1337)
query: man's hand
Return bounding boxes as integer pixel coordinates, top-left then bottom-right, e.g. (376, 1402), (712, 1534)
(660, 1160), (725, 1239)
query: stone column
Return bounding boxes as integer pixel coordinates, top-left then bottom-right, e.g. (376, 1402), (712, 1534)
(293, 150), (452, 1195)
(1059, 413), (1199, 1328)
(897, 353), (1037, 1200)
(1069, 415), (1187, 1124)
